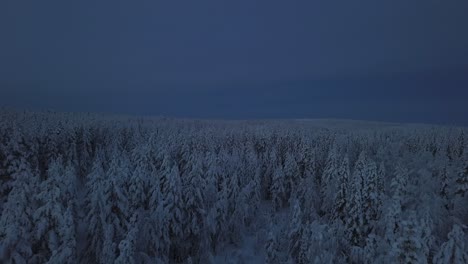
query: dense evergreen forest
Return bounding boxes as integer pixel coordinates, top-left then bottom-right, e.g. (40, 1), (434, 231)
(0, 110), (467, 263)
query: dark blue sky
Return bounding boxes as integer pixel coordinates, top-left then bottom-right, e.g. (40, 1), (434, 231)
(1, 0), (467, 125)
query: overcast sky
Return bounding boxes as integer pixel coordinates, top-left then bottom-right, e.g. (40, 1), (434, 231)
(1, 0), (467, 124)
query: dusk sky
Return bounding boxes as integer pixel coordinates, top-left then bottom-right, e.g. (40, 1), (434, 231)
(1, 0), (467, 125)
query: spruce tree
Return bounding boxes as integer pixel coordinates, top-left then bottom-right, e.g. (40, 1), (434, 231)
(433, 224), (468, 264)
(390, 212), (429, 264)
(321, 145), (340, 213)
(271, 165), (286, 211)
(332, 156), (350, 222)
(455, 164), (468, 198)
(0, 165), (38, 263)
(288, 200), (303, 262)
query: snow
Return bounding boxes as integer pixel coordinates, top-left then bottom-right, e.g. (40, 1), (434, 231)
(0, 109), (467, 263)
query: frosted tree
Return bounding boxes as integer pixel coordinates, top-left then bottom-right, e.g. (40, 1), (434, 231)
(391, 163), (409, 202)
(454, 164), (468, 198)
(0, 165), (38, 263)
(106, 151), (132, 238)
(433, 224), (468, 264)
(293, 170), (320, 223)
(283, 152), (300, 205)
(262, 148), (279, 199)
(384, 192), (403, 246)
(244, 144), (260, 182)
(332, 156), (350, 222)
(456, 130), (465, 158)
(65, 132), (79, 169)
(297, 221), (335, 264)
(377, 161), (385, 192)
(47, 207), (77, 264)
(76, 126), (94, 178)
(129, 144), (155, 210)
(62, 162), (78, 216)
(85, 149), (131, 263)
(436, 162), (452, 210)
(1, 128), (31, 201)
(207, 178), (229, 253)
(270, 165), (286, 210)
(320, 144), (340, 213)
(204, 152), (222, 208)
(265, 231), (280, 264)
(288, 200), (303, 262)
(384, 163), (409, 255)
(362, 233), (379, 263)
(32, 158), (77, 263)
(162, 163), (185, 260)
(239, 175), (261, 227)
(345, 152), (367, 247)
(115, 214), (139, 264)
(182, 157), (207, 257)
(101, 224), (117, 263)
(353, 153), (382, 236)
(84, 150), (113, 262)
(143, 174), (169, 260)
(390, 212), (429, 264)
(227, 172), (247, 245)
(128, 161), (148, 211)
(362, 159), (382, 227)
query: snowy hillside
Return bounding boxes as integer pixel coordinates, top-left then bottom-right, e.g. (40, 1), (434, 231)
(0, 110), (467, 263)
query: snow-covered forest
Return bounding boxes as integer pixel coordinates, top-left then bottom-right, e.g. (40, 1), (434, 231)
(0, 110), (467, 264)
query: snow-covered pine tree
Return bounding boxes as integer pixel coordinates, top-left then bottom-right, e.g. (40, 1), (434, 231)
(76, 126), (94, 178)
(47, 206), (77, 264)
(265, 231), (280, 264)
(143, 171), (168, 261)
(239, 174), (261, 228)
(433, 224), (468, 264)
(204, 152), (222, 208)
(377, 161), (385, 194)
(128, 158), (148, 211)
(162, 163), (185, 261)
(362, 159), (382, 228)
(345, 152), (367, 247)
(283, 152), (300, 206)
(32, 158), (77, 263)
(363, 233), (379, 264)
(1, 127), (31, 200)
(299, 220), (336, 264)
(0, 164), (38, 263)
(182, 157), (207, 258)
(227, 171), (245, 245)
(383, 163), (409, 257)
(101, 223), (117, 263)
(332, 156), (350, 222)
(456, 130), (465, 159)
(288, 200), (303, 263)
(390, 212), (429, 264)
(115, 213), (139, 264)
(62, 161), (78, 216)
(438, 162), (452, 209)
(384, 191), (403, 247)
(106, 150), (132, 239)
(320, 144), (340, 214)
(84, 149), (113, 263)
(293, 160), (320, 223)
(270, 164), (286, 211)
(206, 177), (228, 253)
(391, 163), (409, 207)
(454, 163), (468, 198)
(263, 148), (279, 200)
